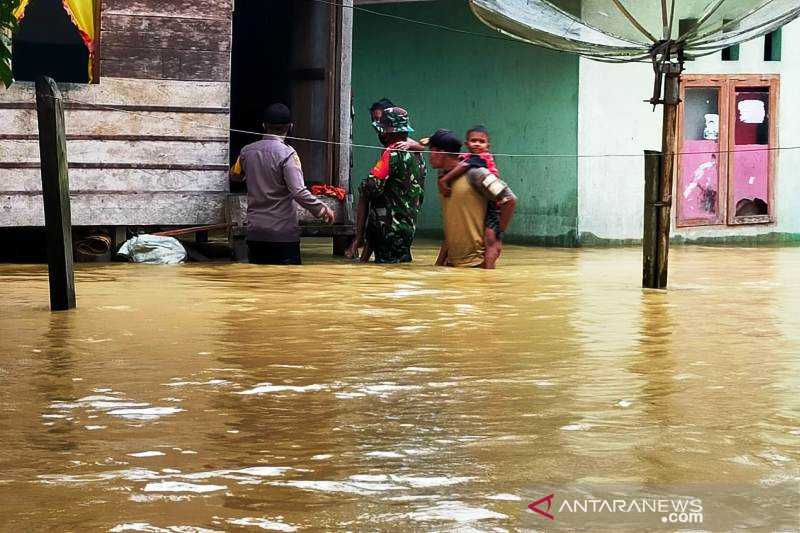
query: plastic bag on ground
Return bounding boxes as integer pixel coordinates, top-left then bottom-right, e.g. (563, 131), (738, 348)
(117, 235), (187, 264)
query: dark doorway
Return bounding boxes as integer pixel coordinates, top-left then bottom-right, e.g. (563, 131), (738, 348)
(229, 0), (336, 192)
(12, 0), (90, 84)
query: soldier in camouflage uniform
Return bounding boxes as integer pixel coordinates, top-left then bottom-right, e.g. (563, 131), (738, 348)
(358, 107), (426, 263)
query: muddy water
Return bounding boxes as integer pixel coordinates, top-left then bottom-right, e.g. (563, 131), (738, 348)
(0, 240), (798, 531)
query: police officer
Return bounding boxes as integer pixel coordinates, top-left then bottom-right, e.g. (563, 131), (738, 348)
(230, 103), (334, 265)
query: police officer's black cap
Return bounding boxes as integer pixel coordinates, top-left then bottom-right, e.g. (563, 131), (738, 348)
(264, 103), (291, 125)
(424, 129), (462, 153)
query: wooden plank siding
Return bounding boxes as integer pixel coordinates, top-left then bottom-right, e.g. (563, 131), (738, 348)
(2, 193), (227, 226)
(0, 168), (228, 193)
(0, 0), (234, 227)
(3, 193), (344, 227)
(100, 0), (233, 82)
(0, 0), (355, 230)
(102, 0), (233, 21)
(2, 139), (228, 166)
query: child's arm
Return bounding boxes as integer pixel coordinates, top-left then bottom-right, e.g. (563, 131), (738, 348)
(394, 139), (425, 152)
(437, 162), (470, 196)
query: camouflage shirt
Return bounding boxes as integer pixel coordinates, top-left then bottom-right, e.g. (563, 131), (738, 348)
(360, 144), (426, 263)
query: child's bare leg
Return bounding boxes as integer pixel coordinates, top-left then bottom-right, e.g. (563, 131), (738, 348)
(345, 195), (368, 259)
(483, 228), (500, 269)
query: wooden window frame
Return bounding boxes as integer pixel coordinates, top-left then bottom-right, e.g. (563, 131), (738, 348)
(726, 75), (778, 225)
(676, 76), (729, 227)
(764, 29), (782, 62)
(677, 74), (779, 228)
(92, 0), (101, 83)
(12, 0), (101, 84)
(324, 4), (339, 185)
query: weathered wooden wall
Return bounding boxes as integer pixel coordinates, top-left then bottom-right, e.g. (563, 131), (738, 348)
(101, 0), (232, 82)
(0, 0), (233, 227)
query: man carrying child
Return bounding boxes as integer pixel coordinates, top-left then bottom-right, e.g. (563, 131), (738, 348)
(421, 128), (517, 268)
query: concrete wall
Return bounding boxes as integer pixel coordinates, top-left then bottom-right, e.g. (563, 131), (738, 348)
(578, 20), (800, 245)
(351, 0), (580, 245)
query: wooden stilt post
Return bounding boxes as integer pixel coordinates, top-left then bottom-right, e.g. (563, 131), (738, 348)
(642, 150), (661, 288)
(654, 67), (681, 289)
(36, 76), (76, 311)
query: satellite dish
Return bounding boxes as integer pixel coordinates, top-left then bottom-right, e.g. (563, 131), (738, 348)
(470, 0), (800, 62)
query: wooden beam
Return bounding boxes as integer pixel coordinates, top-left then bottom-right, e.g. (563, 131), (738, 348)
(0, 192), (229, 227)
(655, 71), (681, 289)
(3, 139), (228, 167)
(0, 77), (232, 108)
(113, 226), (128, 249)
(0, 167), (228, 194)
(152, 223), (231, 237)
(0, 134), (228, 142)
(102, 0), (233, 21)
(642, 150), (661, 289)
(0, 108), (230, 140)
(337, 0), (354, 199)
(92, 0), (102, 83)
(0, 102), (229, 114)
(0, 162), (228, 171)
(35, 77), (76, 311)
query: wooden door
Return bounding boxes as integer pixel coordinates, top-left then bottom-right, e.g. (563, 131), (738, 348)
(290, 2), (338, 186)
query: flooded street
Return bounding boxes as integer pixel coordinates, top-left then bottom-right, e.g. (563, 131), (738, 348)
(1, 240), (798, 531)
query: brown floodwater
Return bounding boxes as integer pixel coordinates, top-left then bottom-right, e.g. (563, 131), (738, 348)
(1, 239), (798, 532)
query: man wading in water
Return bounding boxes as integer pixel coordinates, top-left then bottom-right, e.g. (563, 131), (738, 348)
(349, 107), (426, 263)
(345, 98), (394, 260)
(426, 129), (517, 268)
(230, 103), (334, 265)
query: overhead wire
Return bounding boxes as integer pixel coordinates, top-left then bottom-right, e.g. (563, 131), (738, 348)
(58, 96), (800, 160)
(304, 0), (526, 45)
(30, 0), (796, 162)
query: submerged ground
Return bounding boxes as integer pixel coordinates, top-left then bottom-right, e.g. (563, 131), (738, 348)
(1, 240), (798, 531)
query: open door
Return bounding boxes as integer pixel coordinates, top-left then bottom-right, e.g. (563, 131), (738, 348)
(289, 1), (337, 187)
(230, 0), (339, 190)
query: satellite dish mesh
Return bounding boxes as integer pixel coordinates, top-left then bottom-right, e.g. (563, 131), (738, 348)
(470, 0), (800, 62)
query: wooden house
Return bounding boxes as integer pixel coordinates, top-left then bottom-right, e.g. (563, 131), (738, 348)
(0, 0), (354, 250)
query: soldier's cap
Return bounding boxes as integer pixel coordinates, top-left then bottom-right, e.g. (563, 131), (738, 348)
(422, 129), (462, 154)
(373, 106), (414, 134)
(264, 103), (291, 125)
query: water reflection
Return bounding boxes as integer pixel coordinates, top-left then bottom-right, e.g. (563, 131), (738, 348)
(0, 241), (798, 531)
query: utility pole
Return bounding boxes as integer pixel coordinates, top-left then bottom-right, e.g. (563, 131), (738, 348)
(655, 64), (682, 289)
(642, 150), (661, 288)
(35, 76), (76, 311)
(643, 57), (683, 290)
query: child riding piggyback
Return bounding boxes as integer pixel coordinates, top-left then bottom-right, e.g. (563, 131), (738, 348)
(402, 125), (508, 268)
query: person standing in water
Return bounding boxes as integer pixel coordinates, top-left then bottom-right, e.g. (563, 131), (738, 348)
(355, 107), (426, 263)
(346, 98), (395, 260)
(425, 129), (516, 268)
(230, 103), (334, 265)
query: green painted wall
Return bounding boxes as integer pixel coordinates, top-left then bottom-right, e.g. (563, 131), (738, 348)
(351, 0), (580, 246)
